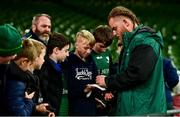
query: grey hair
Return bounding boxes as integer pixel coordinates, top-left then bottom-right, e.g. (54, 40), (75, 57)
(32, 13), (51, 25)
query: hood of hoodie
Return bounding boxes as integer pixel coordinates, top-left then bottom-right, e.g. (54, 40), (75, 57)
(123, 24), (164, 49)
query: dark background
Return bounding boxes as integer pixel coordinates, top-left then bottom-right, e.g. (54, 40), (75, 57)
(0, 0), (180, 69)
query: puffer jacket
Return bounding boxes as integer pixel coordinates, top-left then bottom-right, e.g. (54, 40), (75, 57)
(4, 62), (38, 116)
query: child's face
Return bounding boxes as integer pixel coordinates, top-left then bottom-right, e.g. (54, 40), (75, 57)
(75, 37), (92, 59)
(34, 49), (46, 70)
(57, 44), (70, 62)
(93, 42), (107, 53)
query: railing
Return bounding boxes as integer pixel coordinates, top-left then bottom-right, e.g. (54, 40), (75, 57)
(147, 109), (180, 116)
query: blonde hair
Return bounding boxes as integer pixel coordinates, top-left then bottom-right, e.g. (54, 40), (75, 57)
(76, 30), (95, 47)
(15, 38), (46, 62)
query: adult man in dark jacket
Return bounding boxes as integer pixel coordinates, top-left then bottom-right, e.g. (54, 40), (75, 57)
(23, 13), (51, 45)
(0, 24), (22, 115)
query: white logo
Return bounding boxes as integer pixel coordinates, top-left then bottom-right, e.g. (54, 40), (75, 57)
(97, 56), (103, 59)
(75, 68), (92, 80)
(106, 56), (109, 63)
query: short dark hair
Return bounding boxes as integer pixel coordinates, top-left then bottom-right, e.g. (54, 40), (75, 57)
(47, 33), (70, 54)
(93, 25), (113, 47)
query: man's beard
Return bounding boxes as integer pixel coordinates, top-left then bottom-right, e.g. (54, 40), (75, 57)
(35, 29), (50, 43)
(38, 34), (49, 43)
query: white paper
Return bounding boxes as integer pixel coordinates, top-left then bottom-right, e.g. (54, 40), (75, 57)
(88, 84), (106, 91)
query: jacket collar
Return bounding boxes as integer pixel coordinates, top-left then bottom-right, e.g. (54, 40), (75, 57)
(123, 24), (143, 46)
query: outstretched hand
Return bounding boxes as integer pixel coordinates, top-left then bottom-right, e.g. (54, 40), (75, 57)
(84, 84), (94, 93)
(25, 91), (35, 99)
(36, 103), (49, 113)
(104, 92), (114, 101)
(96, 75), (106, 87)
(48, 112), (55, 117)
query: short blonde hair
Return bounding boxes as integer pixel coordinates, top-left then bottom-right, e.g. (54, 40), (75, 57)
(76, 30), (95, 47)
(15, 38), (46, 62)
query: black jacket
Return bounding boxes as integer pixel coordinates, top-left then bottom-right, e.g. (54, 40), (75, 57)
(0, 64), (9, 115)
(38, 57), (63, 115)
(22, 29), (47, 45)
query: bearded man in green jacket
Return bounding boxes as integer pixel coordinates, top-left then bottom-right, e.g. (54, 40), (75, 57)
(96, 6), (167, 116)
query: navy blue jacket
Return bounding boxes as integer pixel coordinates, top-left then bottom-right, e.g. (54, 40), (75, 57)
(63, 52), (98, 116)
(163, 58), (179, 104)
(4, 62), (36, 116)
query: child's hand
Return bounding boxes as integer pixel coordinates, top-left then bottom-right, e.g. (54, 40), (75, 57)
(104, 92), (114, 101)
(84, 84), (94, 93)
(36, 103), (49, 113)
(25, 91), (35, 99)
(96, 75), (106, 87)
(48, 112), (55, 117)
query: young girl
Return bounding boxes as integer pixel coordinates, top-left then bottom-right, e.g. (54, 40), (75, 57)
(4, 39), (54, 116)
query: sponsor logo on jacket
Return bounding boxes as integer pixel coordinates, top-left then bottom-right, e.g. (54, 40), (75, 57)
(75, 68), (92, 80)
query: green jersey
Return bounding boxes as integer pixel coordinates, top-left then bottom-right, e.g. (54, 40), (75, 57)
(91, 50), (111, 77)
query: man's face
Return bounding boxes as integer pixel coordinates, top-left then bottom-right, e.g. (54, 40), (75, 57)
(109, 17), (127, 41)
(33, 16), (51, 41)
(75, 36), (92, 59)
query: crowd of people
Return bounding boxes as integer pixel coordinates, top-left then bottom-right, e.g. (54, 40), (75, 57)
(0, 5), (179, 116)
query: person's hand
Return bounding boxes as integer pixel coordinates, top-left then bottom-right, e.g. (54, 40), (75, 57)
(0, 54), (16, 64)
(36, 103), (49, 113)
(84, 84), (94, 93)
(104, 92), (114, 101)
(96, 75), (106, 87)
(25, 91), (35, 99)
(48, 112), (55, 117)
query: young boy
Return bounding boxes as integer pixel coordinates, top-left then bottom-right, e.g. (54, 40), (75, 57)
(92, 25), (113, 77)
(92, 25), (115, 115)
(38, 33), (70, 116)
(4, 39), (54, 116)
(63, 30), (98, 116)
